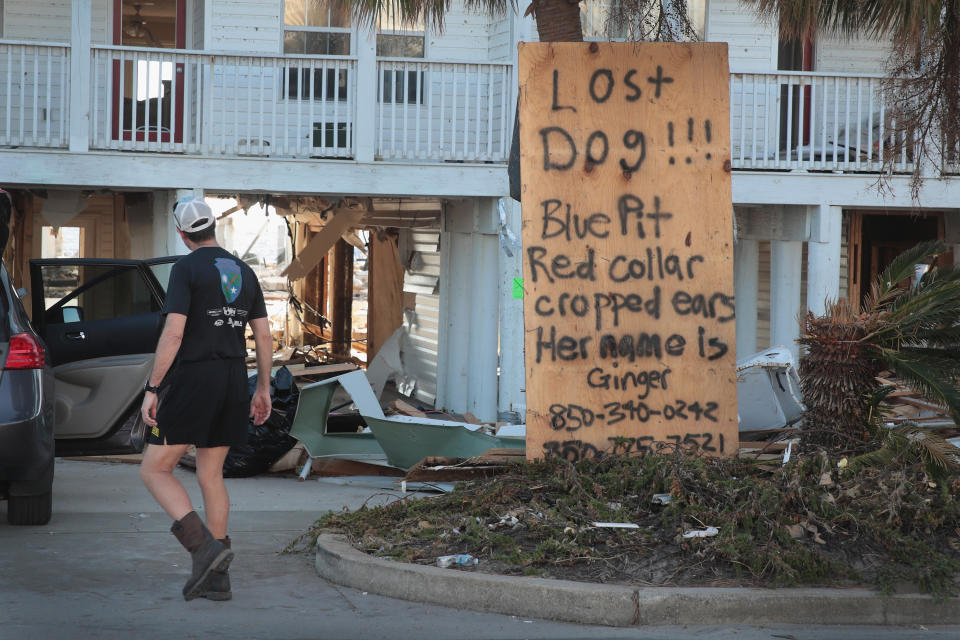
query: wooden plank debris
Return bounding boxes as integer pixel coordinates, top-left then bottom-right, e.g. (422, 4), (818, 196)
(876, 375), (957, 432)
(282, 208), (364, 281)
(284, 362), (359, 378)
(391, 399), (428, 418)
(367, 232), (404, 361)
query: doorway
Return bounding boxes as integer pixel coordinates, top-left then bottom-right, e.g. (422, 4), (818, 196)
(777, 24), (814, 152)
(847, 210), (950, 304)
(111, 0), (186, 143)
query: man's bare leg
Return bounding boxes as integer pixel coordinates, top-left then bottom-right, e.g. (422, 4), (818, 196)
(196, 446), (231, 539)
(140, 443), (193, 521)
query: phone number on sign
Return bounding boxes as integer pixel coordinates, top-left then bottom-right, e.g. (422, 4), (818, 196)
(548, 399), (719, 431)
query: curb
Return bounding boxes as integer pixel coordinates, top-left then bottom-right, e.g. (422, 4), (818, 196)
(315, 534), (960, 627)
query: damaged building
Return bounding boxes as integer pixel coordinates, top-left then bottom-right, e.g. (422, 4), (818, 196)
(5, 0), (960, 433)
(0, 0), (524, 424)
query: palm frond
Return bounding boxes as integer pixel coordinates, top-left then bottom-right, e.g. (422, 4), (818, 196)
(874, 345), (960, 421)
(906, 325), (960, 347)
(872, 239), (946, 304)
(850, 423), (959, 476)
(741, 0), (942, 41)
(334, 0), (513, 31)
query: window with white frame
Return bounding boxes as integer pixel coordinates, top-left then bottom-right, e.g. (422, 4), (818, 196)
(283, 0), (351, 100)
(376, 7), (426, 105)
(376, 10), (425, 58)
(580, 0), (707, 42)
(284, 0), (352, 55)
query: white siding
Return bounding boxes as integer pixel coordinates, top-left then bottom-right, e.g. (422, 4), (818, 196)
(4, 0), (70, 42)
(815, 31), (891, 74)
(706, 0), (775, 72)
(401, 228), (441, 405)
(488, 13), (512, 62)
(208, 0), (281, 53)
(428, 7), (492, 62)
(3, 0), (111, 44)
(92, 0), (110, 45)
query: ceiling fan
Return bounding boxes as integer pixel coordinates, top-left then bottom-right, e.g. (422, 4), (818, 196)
(123, 3), (159, 44)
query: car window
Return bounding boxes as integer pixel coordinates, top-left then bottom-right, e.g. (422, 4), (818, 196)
(40, 264), (159, 324)
(148, 262), (173, 293)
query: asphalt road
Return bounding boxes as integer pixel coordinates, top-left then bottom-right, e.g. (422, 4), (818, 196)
(0, 459), (956, 640)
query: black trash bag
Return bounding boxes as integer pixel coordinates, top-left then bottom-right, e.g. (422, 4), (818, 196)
(222, 366), (300, 478)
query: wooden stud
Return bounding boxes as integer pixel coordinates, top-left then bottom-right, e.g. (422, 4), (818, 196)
(367, 230), (404, 362)
(330, 238), (354, 357)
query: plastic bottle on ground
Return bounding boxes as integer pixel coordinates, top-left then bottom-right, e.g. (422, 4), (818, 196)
(436, 553), (478, 568)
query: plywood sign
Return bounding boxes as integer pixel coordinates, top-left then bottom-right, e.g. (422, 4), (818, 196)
(519, 42), (737, 461)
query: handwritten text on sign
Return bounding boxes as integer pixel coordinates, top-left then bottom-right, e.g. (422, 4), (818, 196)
(519, 43), (737, 461)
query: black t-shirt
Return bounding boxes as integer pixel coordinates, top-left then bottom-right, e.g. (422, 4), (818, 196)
(163, 246), (267, 363)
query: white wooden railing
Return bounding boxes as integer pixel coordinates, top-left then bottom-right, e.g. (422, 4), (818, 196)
(86, 46), (512, 163)
(375, 60), (512, 162)
(0, 42), (70, 148)
(730, 71), (918, 173)
(89, 45), (357, 158)
(10, 42), (940, 174)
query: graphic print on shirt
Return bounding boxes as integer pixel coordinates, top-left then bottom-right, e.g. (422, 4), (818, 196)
(206, 306), (248, 328)
(215, 257), (243, 303)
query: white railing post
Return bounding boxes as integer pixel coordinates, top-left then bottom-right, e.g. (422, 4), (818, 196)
(69, 0), (91, 152)
(355, 27), (377, 162)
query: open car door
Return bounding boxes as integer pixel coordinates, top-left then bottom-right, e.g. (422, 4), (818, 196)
(29, 257), (178, 455)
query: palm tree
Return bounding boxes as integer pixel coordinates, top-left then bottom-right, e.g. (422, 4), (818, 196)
(339, 0), (699, 198)
(743, 1), (960, 195)
(798, 240), (960, 464)
(336, 0), (697, 43)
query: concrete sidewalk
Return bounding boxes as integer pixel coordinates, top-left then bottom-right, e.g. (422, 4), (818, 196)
(315, 536), (960, 628)
(4, 459), (958, 639)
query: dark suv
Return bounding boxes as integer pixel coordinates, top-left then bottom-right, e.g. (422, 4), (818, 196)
(1, 194), (177, 524)
(0, 252), (55, 524)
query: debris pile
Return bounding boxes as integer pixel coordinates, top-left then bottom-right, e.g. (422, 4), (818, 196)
(303, 450), (960, 596)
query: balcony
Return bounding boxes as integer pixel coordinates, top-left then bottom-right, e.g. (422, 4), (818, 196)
(2, 43), (950, 177)
(729, 70), (922, 174)
(0, 40), (512, 165)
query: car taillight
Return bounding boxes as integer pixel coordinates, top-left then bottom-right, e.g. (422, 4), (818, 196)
(4, 333), (45, 370)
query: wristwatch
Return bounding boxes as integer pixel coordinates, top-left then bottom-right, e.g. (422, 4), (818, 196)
(144, 382), (161, 394)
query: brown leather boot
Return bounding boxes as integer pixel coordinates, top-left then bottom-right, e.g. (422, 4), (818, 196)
(198, 536), (232, 601)
(170, 511), (233, 601)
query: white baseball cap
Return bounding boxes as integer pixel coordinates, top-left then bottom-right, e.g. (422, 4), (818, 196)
(173, 197), (215, 232)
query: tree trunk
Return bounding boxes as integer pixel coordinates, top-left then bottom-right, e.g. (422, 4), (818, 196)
(798, 311), (880, 454)
(534, 0), (584, 42)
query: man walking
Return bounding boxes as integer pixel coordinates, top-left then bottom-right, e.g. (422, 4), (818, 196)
(139, 197), (273, 601)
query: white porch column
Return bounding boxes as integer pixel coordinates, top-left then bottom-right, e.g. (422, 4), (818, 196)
(69, 0), (91, 152)
(439, 231), (472, 412)
(152, 191), (173, 257)
(806, 204), (842, 315)
(437, 198), (500, 421)
(354, 27), (377, 163)
(770, 240), (803, 359)
(497, 198), (525, 418)
(468, 232), (500, 419)
(734, 238), (759, 359)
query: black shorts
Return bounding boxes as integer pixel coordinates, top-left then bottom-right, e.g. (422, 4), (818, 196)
(150, 359), (249, 448)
